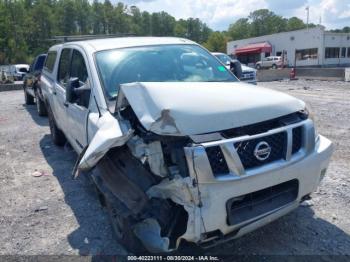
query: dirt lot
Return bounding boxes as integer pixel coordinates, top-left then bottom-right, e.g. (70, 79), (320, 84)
(0, 79), (349, 256)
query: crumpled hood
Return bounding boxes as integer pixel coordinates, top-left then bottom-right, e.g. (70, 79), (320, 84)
(117, 82), (305, 136)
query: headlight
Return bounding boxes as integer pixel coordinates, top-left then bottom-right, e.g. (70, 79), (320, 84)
(302, 104), (318, 140)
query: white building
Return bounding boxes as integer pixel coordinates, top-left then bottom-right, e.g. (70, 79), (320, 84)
(227, 26), (350, 67)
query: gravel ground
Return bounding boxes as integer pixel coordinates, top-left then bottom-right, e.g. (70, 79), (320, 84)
(0, 79), (349, 256)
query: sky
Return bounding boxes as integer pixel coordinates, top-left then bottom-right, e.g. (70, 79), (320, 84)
(115, 0), (350, 31)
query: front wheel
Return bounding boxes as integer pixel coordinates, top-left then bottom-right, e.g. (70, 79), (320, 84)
(256, 64), (261, 70)
(47, 106), (66, 146)
(105, 197), (147, 254)
(272, 64), (277, 69)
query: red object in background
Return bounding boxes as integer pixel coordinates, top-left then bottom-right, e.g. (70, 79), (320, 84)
(290, 68), (296, 79)
(234, 42), (272, 55)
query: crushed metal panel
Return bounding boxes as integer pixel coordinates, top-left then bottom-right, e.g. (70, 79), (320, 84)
(146, 141), (168, 177)
(78, 112), (133, 171)
(147, 175), (206, 246)
(117, 82), (305, 136)
(127, 137), (168, 177)
(97, 156), (149, 215)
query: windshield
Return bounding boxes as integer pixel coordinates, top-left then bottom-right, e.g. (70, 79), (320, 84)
(95, 44), (238, 98)
(215, 54), (231, 65)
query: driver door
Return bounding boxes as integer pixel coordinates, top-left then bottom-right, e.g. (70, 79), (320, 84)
(65, 49), (90, 153)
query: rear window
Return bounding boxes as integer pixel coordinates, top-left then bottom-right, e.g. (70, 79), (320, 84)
(18, 67), (28, 73)
(44, 51), (57, 72)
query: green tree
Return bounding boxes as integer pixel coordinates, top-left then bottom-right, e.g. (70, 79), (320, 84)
(75, 0), (92, 34)
(228, 18), (251, 40)
(249, 9), (286, 36)
(286, 17), (306, 31)
(203, 31), (227, 52)
(92, 0), (104, 34)
(56, 0), (78, 35)
(174, 19), (188, 38)
(140, 11), (152, 35)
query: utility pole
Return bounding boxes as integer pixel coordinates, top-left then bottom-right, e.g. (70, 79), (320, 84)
(306, 6), (309, 30)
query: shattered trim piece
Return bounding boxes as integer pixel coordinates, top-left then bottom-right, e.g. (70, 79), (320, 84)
(147, 175), (206, 247)
(78, 113), (133, 171)
(134, 218), (171, 253)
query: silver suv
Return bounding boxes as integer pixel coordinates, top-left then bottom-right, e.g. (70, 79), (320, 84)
(40, 37), (333, 254)
(255, 56), (283, 69)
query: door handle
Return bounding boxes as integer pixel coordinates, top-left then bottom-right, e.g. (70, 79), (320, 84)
(63, 102), (69, 107)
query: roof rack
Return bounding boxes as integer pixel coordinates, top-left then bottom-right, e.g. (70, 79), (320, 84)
(49, 33), (136, 43)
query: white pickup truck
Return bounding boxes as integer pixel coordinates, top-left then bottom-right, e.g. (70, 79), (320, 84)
(40, 37), (333, 254)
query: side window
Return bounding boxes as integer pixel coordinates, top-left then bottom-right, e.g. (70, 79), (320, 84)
(34, 55), (46, 71)
(70, 50), (88, 84)
(69, 50), (90, 108)
(44, 51), (57, 72)
(57, 49), (71, 88)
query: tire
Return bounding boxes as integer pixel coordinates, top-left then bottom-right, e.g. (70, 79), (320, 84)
(24, 87), (34, 105)
(106, 198), (147, 254)
(256, 64), (261, 70)
(47, 106), (66, 146)
(35, 91), (47, 116)
(91, 169), (147, 254)
(272, 64), (277, 69)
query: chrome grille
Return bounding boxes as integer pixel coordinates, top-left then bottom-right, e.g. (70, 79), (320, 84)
(234, 132), (287, 170)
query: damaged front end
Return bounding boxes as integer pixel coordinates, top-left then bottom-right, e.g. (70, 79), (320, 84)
(75, 89), (211, 253)
(75, 81), (308, 253)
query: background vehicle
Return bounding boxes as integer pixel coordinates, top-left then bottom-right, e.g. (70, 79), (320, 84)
(13, 64), (30, 80)
(255, 56), (283, 69)
(212, 52), (256, 84)
(41, 37), (333, 254)
(23, 54), (47, 116)
(0, 65), (14, 84)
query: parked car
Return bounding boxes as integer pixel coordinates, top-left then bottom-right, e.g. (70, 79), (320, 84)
(41, 37), (333, 254)
(240, 64), (257, 84)
(23, 54), (47, 115)
(0, 65), (14, 84)
(255, 56), (283, 70)
(12, 64), (30, 80)
(212, 52), (256, 84)
(1, 64), (29, 81)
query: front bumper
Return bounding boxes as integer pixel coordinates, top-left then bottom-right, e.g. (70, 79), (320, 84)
(181, 120), (333, 246)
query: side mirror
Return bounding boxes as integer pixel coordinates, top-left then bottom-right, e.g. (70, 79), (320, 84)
(230, 61), (242, 79)
(66, 77), (79, 103)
